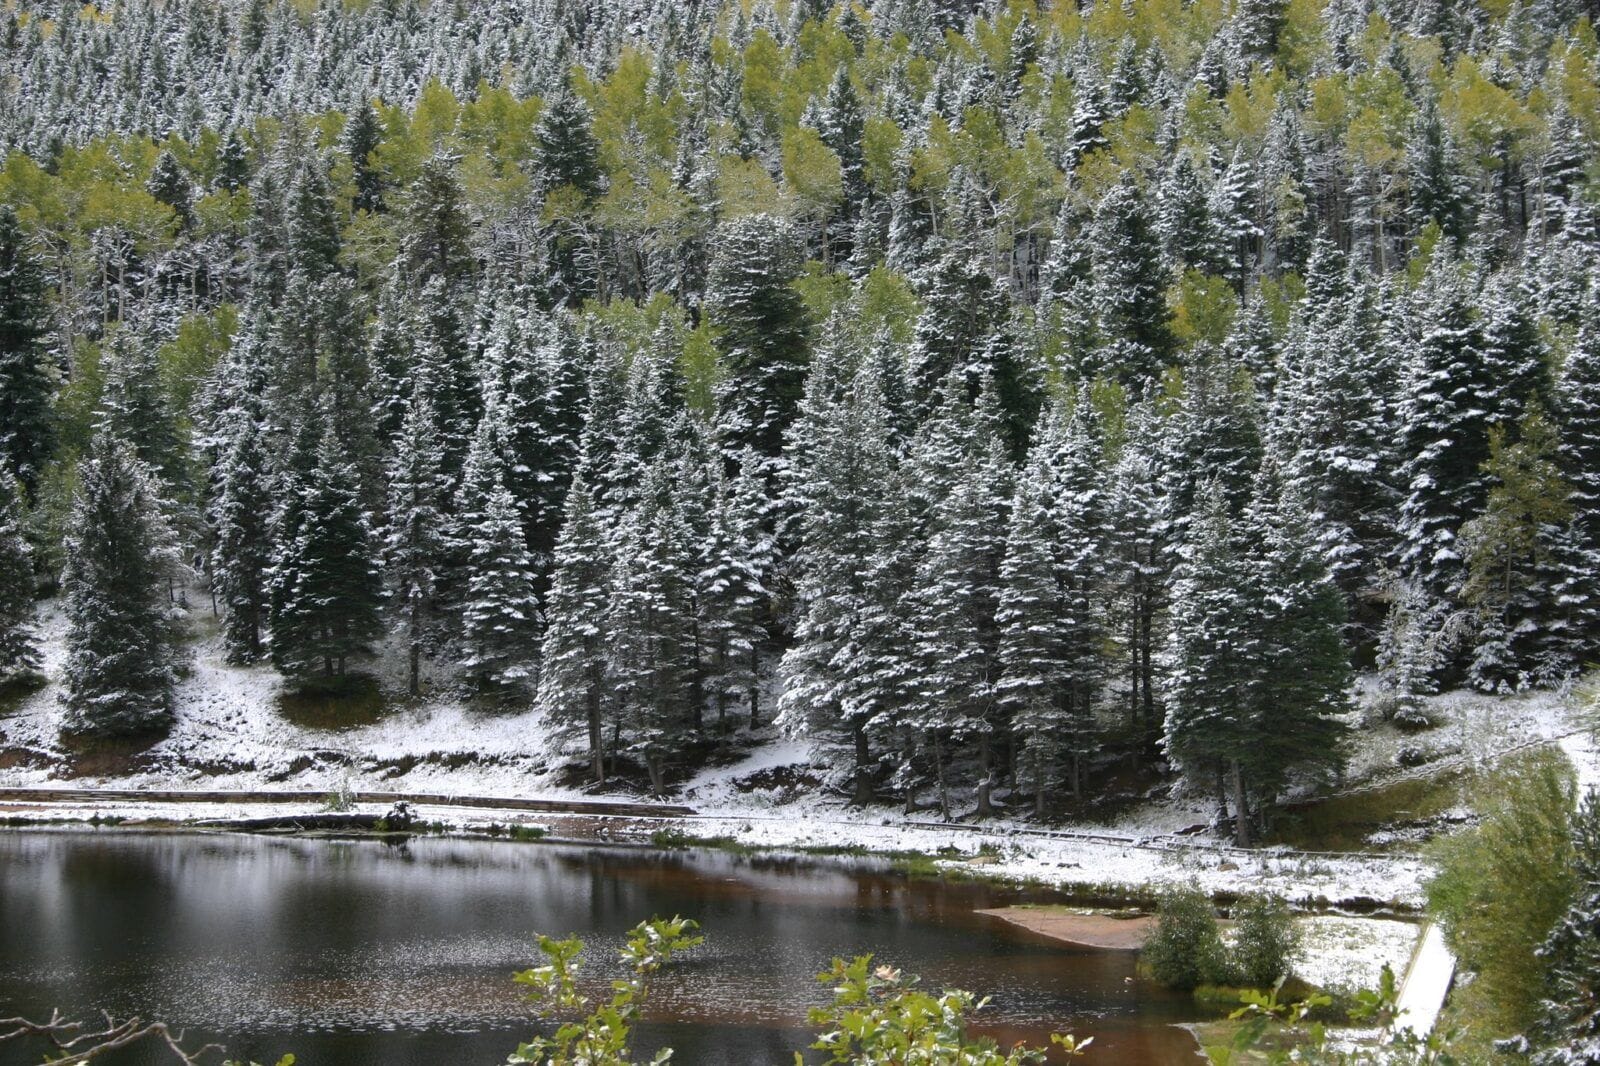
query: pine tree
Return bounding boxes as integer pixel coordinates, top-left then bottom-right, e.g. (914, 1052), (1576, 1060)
(385, 387), (449, 696)
(537, 475), (614, 784)
(698, 457), (768, 732)
(0, 205), (54, 490)
(402, 154), (474, 292)
(780, 360), (902, 804)
(61, 433), (179, 738)
(607, 460), (695, 796)
(460, 479), (542, 701)
(146, 149), (193, 230)
(1556, 291), (1600, 658)
(996, 456), (1070, 813)
(534, 80), (605, 201)
(269, 423), (385, 680)
(1162, 483), (1262, 844)
(1088, 176), (1175, 382)
(707, 214), (811, 467)
(1247, 478), (1353, 803)
(902, 382), (1012, 820)
(209, 410), (272, 664)
(0, 473), (39, 682)
(343, 98), (385, 213)
(1395, 261), (1496, 607)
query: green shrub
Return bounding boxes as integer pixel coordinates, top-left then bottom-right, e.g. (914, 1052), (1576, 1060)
(1426, 748), (1578, 1039)
(1228, 893), (1301, 988)
(1142, 885), (1228, 990)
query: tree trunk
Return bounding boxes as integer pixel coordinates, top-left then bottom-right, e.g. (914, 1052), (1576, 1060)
(747, 647), (761, 729)
(934, 733), (950, 822)
(587, 687), (605, 785)
(852, 722), (874, 806)
(975, 734), (995, 819)
(1230, 760), (1252, 848)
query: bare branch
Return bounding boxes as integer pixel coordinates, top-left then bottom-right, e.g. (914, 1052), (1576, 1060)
(0, 1012), (225, 1065)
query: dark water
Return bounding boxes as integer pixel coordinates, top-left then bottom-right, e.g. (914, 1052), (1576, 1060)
(0, 830), (1204, 1065)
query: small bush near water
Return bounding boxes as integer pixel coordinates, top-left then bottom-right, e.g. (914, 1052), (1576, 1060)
(1143, 886), (1230, 990)
(1229, 892), (1302, 988)
(1143, 887), (1301, 992)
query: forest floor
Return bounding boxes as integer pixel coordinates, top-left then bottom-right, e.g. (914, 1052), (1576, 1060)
(2, 601), (1596, 926)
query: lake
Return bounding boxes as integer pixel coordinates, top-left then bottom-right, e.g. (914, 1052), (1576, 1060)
(0, 830), (1204, 1065)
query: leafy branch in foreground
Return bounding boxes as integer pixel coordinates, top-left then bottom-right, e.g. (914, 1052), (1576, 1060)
(508, 915), (704, 1066)
(802, 955), (1088, 1066)
(1207, 967), (1459, 1066)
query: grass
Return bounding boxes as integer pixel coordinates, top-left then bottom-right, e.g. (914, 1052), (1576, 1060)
(1267, 769), (1469, 852)
(276, 673), (388, 730)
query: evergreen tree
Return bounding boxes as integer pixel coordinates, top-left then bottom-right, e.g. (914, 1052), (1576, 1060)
(1247, 479), (1353, 803)
(537, 475), (614, 784)
(698, 457), (768, 731)
(996, 455), (1070, 813)
(0, 205), (54, 490)
(1088, 177), (1174, 382)
(534, 80), (605, 201)
(460, 479), (542, 700)
(0, 474), (39, 682)
(385, 387), (449, 696)
(607, 460), (695, 795)
(269, 424), (385, 680)
(780, 360), (902, 804)
(707, 214), (811, 467)
(1163, 484), (1263, 844)
(1556, 291), (1600, 657)
(1395, 261), (1497, 607)
(343, 98), (385, 213)
(209, 410), (272, 664)
(61, 433), (179, 737)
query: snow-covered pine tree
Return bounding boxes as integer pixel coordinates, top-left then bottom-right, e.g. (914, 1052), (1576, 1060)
(1555, 289), (1600, 659)
(706, 214), (810, 469)
(902, 379), (1012, 820)
(1043, 395), (1111, 798)
(208, 409), (272, 664)
(61, 432), (180, 738)
(996, 453), (1070, 814)
(1245, 474), (1353, 803)
(779, 359), (901, 804)
(98, 328), (185, 495)
(537, 474), (614, 784)
(1395, 258), (1497, 610)
(698, 457), (768, 732)
(269, 423), (385, 680)
(385, 386), (449, 696)
(1088, 175), (1174, 382)
(1162, 482), (1262, 845)
(460, 478), (542, 701)
(0, 205), (54, 490)
(0, 473), (39, 683)
(607, 459), (695, 796)
(1105, 395), (1167, 736)
(1276, 281), (1400, 640)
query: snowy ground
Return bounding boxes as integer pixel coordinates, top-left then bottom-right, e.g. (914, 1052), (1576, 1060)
(3, 602), (1597, 912)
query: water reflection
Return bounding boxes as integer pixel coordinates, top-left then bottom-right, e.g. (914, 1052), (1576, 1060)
(0, 831), (1203, 1065)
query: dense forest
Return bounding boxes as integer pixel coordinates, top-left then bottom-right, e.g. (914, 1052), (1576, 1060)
(0, 0), (1598, 843)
